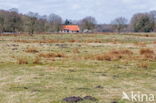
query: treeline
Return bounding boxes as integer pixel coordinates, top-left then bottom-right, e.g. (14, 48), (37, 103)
(110, 11), (156, 33)
(0, 8), (156, 34)
(0, 8), (97, 34)
(0, 9), (62, 34)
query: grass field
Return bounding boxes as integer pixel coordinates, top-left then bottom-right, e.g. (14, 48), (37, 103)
(0, 33), (156, 103)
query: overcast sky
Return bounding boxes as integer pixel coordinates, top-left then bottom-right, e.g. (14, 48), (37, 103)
(0, 0), (156, 23)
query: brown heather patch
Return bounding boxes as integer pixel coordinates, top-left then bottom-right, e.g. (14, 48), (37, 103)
(86, 49), (133, 61)
(39, 52), (66, 58)
(153, 41), (156, 44)
(25, 47), (39, 53)
(142, 54), (156, 61)
(140, 48), (155, 55)
(110, 49), (133, 55)
(138, 48), (156, 61)
(68, 39), (79, 43)
(144, 34), (150, 37)
(132, 55), (156, 61)
(94, 53), (121, 61)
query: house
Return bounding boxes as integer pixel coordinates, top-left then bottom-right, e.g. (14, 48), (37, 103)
(62, 25), (80, 33)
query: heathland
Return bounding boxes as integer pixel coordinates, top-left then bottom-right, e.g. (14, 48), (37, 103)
(0, 33), (155, 103)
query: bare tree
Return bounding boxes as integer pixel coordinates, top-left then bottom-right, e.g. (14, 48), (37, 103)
(27, 17), (37, 34)
(0, 9), (50, 34)
(79, 16), (97, 32)
(48, 13), (62, 32)
(111, 17), (127, 33)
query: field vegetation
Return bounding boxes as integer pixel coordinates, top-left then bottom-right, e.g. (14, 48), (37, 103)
(0, 33), (155, 103)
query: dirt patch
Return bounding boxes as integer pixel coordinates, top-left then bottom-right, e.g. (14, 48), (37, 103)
(63, 96), (97, 103)
(63, 96), (83, 103)
(95, 85), (104, 89)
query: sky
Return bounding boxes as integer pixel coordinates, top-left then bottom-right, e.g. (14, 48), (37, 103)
(0, 0), (156, 23)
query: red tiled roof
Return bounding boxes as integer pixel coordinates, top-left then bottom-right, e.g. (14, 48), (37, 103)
(62, 25), (80, 31)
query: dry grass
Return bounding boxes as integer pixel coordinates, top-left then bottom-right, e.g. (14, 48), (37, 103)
(14, 39), (63, 43)
(14, 40), (31, 43)
(17, 58), (28, 64)
(140, 48), (155, 55)
(14, 39), (104, 44)
(25, 47), (39, 53)
(1, 33), (156, 103)
(142, 54), (156, 61)
(84, 39), (102, 43)
(39, 40), (64, 43)
(139, 48), (156, 61)
(33, 56), (42, 64)
(94, 53), (118, 61)
(68, 39), (79, 43)
(87, 49), (133, 61)
(110, 49), (133, 55)
(134, 42), (147, 47)
(72, 48), (80, 54)
(138, 62), (149, 69)
(39, 52), (65, 58)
